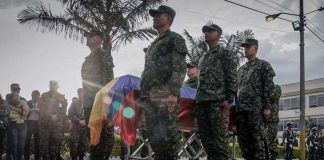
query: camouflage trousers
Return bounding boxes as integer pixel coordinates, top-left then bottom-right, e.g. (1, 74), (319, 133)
(143, 97), (181, 160)
(196, 101), (229, 160)
(266, 122), (278, 160)
(90, 126), (114, 160)
(39, 125), (63, 158)
(236, 111), (266, 160)
(69, 128), (87, 158)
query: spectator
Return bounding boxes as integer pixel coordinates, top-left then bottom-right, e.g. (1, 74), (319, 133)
(24, 90), (41, 160)
(6, 83), (26, 102)
(7, 91), (30, 160)
(0, 94), (10, 157)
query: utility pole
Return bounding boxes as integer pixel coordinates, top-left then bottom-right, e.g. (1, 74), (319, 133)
(299, 0), (306, 159)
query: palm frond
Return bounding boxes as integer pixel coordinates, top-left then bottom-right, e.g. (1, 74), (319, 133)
(111, 27), (157, 51)
(17, 1), (86, 40)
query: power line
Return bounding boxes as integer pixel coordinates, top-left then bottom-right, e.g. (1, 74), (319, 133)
(254, 0), (283, 13)
(306, 25), (324, 43)
(255, 0), (324, 42)
(305, 33), (324, 50)
(310, 0), (320, 8)
(184, 9), (294, 34)
(266, 0), (296, 14)
(224, 0), (293, 22)
(306, 19), (324, 36)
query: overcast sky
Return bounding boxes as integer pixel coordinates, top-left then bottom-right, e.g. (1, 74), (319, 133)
(1, 0), (324, 103)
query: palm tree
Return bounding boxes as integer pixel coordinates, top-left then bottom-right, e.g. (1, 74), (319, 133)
(223, 29), (255, 60)
(17, 0), (164, 52)
(182, 29), (207, 66)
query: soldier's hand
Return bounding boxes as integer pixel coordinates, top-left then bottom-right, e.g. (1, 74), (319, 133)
(263, 108), (271, 120)
(167, 94), (177, 112)
(222, 100), (231, 116)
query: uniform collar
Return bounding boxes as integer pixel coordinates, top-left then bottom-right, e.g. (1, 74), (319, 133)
(154, 29), (171, 42)
(207, 45), (221, 54)
(247, 57), (259, 66)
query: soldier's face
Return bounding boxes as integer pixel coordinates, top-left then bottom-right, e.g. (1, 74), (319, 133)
(243, 45), (257, 59)
(187, 67), (199, 79)
(31, 92), (40, 101)
(86, 35), (102, 47)
(153, 13), (169, 29)
(203, 31), (220, 43)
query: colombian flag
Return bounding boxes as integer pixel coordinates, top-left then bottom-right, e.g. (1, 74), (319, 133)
(88, 75), (141, 145)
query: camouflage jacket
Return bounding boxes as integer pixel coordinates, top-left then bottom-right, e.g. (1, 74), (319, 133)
(81, 48), (114, 108)
(68, 100), (85, 129)
(237, 58), (275, 112)
(196, 45), (238, 103)
(38, 91), (67, 126)
(182, 76), (198, 89)
(141, 30), (187, 98)
(268, 84), (282, 123)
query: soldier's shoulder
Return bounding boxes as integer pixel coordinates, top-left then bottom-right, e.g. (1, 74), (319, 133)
(41, 91), (51, 97)
(169, 31), (187, 54)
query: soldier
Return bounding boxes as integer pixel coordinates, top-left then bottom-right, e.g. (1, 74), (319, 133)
(237, 38), (276, 160)
(82, 30), (114, 160)
(266, 84), (281, 160)
(38, 80), (68, 160)
(307, 127), (320, 160)
(24, 90), (41, 160)
(282, 121), (296, 160)
(196, 23), (238, 160)
(140, 5), (187, 160)
(68, 88), (87, 160)
(319, 131), (324, 160)
(183, 63), (199, 89)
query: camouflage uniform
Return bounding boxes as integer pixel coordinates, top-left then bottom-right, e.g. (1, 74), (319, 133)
(196, 45), (238, 160)
(237, 57), (275, 160)
(81, 48), (114, 124)
(266, 84), (281, 160)
(140, 29), (187, 160)
(68, 99), (87, 160)
(38, 91), (67, 159)
(81, 47), (114, 159)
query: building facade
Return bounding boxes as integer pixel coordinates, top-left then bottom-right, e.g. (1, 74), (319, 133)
(278, 78), (324, 135)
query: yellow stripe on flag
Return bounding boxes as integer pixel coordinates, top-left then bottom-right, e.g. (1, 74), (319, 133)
(88, 77), (119, 145)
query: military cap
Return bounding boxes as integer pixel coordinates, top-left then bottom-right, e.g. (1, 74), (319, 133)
(149, 5), (176, 22)
(49, 80), (59, 89)
(311, 127), (318, 132)
(241, 38), (258, 47)
(286, 121), (293, 126)
(84, 29), (103, 38)
(202, 23), (222, 35)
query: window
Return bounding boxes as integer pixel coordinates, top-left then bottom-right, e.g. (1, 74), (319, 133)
(318, 118), (324, 130)
(283, 99), (291, 110)
(279, 100), (284, 110)
(308, 117), (324, 131)
(309, 94), (324, 108)
(278, 121), (284, 132)
(280, 98), (300, 110)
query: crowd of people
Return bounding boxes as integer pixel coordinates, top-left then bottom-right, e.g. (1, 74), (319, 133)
(1, 4), (324, 160)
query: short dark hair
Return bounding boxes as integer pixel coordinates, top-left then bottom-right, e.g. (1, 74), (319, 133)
(32, 90), (40, 96)
(10, 83), (20, 90)
(77, 88), (83, 94)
